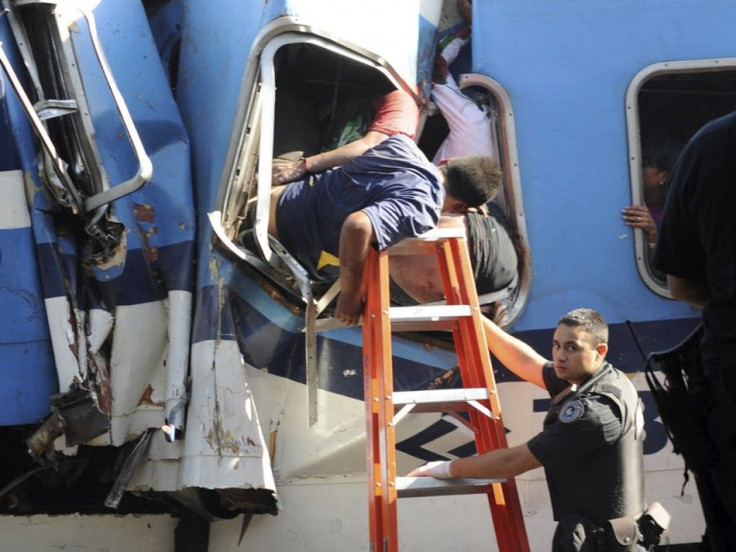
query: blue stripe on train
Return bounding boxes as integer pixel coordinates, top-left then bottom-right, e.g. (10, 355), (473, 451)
(192, 284), (453, 400)
(0, 339), (57, 425)
(34, 239), (195, 303)
(192, 287), (697, 399)
(193, 282), (701, 401)
(0, 227), (49, 343)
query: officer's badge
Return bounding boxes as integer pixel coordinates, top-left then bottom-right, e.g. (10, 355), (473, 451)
(559, 400), (585, 423)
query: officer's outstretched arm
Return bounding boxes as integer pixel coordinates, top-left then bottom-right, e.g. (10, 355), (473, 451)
(408, 443), (541, 480)
(481, 317), (546, 389)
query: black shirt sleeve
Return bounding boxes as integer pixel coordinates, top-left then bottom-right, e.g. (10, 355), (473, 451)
(541, 361), (571, 397)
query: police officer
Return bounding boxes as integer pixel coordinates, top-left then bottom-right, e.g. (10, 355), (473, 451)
(653, 111), (736, 550)
(409, 308), (649, 551)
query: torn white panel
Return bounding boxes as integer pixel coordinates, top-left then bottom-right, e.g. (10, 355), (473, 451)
(109, 299), (168, 445)
(179, 339), (275, 492)
(44, 296), (85, 389)
(88, 308), (114, 354)
(163, 290), (192, 434)
(128, 430), (186, 492)
(0, 170), (31, 229)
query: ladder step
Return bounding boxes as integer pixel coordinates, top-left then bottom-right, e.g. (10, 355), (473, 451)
(393, 388), (490, 413)
(387, 227), (466, 255)
(312, 305), (472, 333)
(389, 305), (471, 332)
(396, 476), (505, 498)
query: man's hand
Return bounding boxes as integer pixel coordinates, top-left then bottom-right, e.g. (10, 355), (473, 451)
(272, 160), (306, 185)
(335, 289), (364, 326)
(407, 460), (453, 479)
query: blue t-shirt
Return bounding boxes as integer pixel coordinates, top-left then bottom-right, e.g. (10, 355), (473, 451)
(276, 135), (443, 280)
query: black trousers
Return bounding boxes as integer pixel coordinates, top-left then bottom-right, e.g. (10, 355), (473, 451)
(700, 355), (736, 551)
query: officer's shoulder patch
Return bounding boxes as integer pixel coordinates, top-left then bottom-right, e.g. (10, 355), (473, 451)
(559, 399), (585, 423)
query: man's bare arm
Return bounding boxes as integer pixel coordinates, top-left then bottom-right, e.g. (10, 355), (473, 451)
(667, 274), (709, 309)
(336, 211), (375, 325)
(272, 131), (388, 185)
(482, 317), (547, 389)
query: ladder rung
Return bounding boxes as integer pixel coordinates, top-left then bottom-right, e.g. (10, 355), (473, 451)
(393, 388), (490, 413)
(389, 305), (471, 332)
(387, 227), (466, 255)
(312, 305), (472, 333)
(396, 476), (505, 498)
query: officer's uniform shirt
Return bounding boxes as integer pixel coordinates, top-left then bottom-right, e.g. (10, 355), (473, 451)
(528, 362), (624, 472)
(527, 360), (646, 527)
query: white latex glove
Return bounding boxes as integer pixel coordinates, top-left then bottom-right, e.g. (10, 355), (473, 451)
(407, 460), (453, 479)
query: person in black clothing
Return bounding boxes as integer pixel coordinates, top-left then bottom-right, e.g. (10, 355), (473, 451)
(388, 205), (518, 307)
(409, 308), (649, 551)
(653, 111), (736, 551)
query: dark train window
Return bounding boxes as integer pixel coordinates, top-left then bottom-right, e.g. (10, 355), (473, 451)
(626, 60), (736, 295)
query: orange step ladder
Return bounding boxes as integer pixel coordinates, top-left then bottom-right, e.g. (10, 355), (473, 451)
(361, 227), (530, 552)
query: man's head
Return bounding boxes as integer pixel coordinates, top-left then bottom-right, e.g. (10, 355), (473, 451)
(551, 308), (609, 385)
(439, 156), (502, 212)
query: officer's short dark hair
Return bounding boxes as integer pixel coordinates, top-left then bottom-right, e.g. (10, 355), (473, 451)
(441, 156), (502, 207)
(558, 308), (609, 346)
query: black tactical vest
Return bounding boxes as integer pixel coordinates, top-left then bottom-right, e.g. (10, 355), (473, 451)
(543, 363), (645, 524)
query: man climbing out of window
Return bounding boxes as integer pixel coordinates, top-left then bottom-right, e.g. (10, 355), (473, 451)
(267, 136), (501, 325)
(268, 83), (514, 324)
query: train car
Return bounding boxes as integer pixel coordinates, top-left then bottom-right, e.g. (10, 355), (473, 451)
(1, 0), (734, 550)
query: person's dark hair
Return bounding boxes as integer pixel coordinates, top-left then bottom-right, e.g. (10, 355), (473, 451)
(441, 156), (502, 207)
(642, 135), (683, 172)
(558, 308), (609, 346)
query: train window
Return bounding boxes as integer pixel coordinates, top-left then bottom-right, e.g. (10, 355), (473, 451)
(212, 30), (530, 327)
(212, 32), (406, 306)
(417, 73), (531, 327)
(626, 59), (736, 296)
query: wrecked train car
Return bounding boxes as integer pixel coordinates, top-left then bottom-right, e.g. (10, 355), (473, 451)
(3, 0), (736, 550)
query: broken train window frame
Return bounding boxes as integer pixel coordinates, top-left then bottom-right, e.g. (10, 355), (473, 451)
(0, 1), (152, 219)
(211, 25), (413, 306)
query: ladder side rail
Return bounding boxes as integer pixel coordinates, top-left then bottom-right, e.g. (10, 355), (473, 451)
(362, 251), (383, 550)
(442, 237), (531, 552)
(434, 238), (514, 547)
(447, 238), (506, 448)
(362, 250), (399, 551)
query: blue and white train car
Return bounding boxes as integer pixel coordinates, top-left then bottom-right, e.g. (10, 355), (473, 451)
(1, 0), (733, 550)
